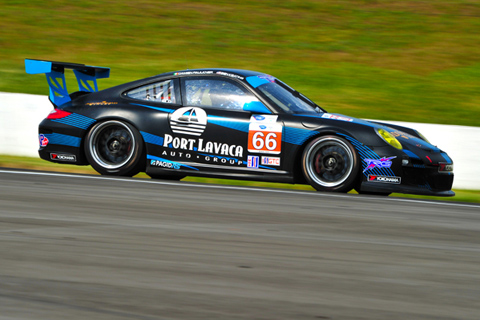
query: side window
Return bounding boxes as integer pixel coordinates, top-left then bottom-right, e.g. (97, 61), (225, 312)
(126, 79), (177, 103)
(184, 78), (258, 110)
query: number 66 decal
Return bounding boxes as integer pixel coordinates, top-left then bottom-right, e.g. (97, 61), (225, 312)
(248, 115), (282, 154)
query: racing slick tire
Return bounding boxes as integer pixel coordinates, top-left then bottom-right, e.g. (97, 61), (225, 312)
(85, 120), (145, 176)
(302, 135), (360, 193)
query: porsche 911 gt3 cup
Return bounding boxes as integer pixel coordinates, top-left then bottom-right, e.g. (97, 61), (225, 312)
(25, 59), (454, 196)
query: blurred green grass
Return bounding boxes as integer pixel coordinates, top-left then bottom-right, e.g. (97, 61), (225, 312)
(1, 0), (479, 126)
(1, 155), (478, 203)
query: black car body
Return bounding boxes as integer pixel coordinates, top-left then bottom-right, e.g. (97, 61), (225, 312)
(26, 59), (454, 196)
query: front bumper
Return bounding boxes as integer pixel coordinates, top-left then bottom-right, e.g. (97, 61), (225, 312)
(359, 162), (455, 197)
(360, 181), (455, 197)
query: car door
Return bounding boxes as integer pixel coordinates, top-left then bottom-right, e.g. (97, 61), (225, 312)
(160, 75), (285, 176)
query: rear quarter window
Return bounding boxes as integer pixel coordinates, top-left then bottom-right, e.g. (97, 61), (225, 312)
(126, 79), (176, 103)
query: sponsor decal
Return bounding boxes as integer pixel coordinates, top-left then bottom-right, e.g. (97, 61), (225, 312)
(50, 153), (76, 162)
(250, 115), (278, 123)
(363, 156), (396, 172)
(159, 150), (243, 166)
(258, 74), (276, 83)
(150, 159), (180, 169)
(391, 131), (411, 140)
(147, 155), (198, 171)
(39, 134), (49, 147)
(215, 71), (244, 80)
(261, 157), (280, 166)
(321, 113), (353, 122)
(247, 155), (259, 169)
(85, 101), (118, 106)
(174, 71), (214, 76)
(368, 175), (401, 184)
(161, 150), (192, 159)
(248, 115), (282, 154)
(439, 162), (454, 173)
(170, 107), (208, 136)
(200, 154), (243, 166)
(163, 134), (243, 157)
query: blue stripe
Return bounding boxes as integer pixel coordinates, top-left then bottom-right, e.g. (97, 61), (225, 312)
(52, 113), (96, 130)
(402, 149), (421, 160)
(283, 126), (319, 145)
(339, 133), (396, 177)
(141, 131), (164, 146)
(44, 133), (81, 147)
(258, 165), (276, 170)
(440, 152), (453, 164)
(131, 103), (175, 113)
(246, 76), (270, 88)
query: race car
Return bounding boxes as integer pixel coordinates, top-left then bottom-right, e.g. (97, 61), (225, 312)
(25, 59), (454, 196)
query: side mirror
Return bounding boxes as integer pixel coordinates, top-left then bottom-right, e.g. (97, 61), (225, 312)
(243, 101), (271, 114)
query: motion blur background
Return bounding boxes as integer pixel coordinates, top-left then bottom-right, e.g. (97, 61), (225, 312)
(1, 0), (479, 126)
(1, 4), (480, 319)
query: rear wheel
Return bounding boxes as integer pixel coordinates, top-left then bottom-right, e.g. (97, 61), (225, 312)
(85, 120), (145, 176)
(302, 135), (360, 192)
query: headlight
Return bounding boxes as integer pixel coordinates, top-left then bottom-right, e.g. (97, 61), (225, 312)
(376, 128), (402, 149)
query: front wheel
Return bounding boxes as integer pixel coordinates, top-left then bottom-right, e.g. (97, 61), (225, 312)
(85, 120), (145, 176)
(302, 135), (360, 192)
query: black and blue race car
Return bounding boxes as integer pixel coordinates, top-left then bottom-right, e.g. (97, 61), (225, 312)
(25, 59), (454, 196)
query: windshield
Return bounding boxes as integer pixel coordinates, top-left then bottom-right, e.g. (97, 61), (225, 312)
(246, 75), (326, 114)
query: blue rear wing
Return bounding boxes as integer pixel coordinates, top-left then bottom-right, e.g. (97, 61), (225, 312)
(25, 59), (110, 106)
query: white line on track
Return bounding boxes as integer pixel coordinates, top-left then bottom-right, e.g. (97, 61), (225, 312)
(1, 169), (479, 209)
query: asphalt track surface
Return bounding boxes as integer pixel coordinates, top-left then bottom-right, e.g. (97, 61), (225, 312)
(0, 168), (479, 320)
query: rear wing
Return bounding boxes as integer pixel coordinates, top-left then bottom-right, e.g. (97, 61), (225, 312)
(25, 59), (110, 107)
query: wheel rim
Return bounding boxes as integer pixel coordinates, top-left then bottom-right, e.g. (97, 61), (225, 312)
(305, 137), (354, 188)
(89, 121), (136, 170)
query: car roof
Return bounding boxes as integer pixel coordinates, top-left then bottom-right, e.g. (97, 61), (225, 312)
(103, 68), (268, 94)
(156, 68), (265, 78)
